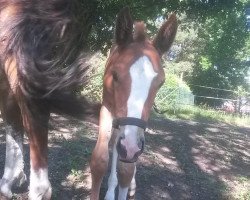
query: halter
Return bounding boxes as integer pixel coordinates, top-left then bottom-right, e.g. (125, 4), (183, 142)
(112, 117), (147, 130)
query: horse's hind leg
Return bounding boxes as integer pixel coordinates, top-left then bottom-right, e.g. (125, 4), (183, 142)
(0, 91), (26, 199)
(17, 95), (51, 200)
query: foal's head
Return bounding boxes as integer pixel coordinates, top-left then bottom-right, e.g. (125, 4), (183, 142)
(103, 8), (177, 163)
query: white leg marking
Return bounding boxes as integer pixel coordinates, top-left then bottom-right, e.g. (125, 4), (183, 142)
(0, 125), (26, 199)
(118, 186), (129, 200)
(129, 166), (136, 197)
(29, 167), (51, 200)
(105, 144), (118, 200)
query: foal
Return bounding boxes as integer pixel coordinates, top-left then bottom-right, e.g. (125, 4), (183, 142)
(90, 8), (177, 200)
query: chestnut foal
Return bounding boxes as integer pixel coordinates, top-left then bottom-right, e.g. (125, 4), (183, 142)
(90, 8), (177, 200)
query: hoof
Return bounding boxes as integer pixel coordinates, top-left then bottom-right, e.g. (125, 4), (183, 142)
(0, 179), (12, 199)
(15, 172), (27, 187)
(104, 191), (115, 200)
(128, 194), (135, 200)
(29, 183), (52, 200)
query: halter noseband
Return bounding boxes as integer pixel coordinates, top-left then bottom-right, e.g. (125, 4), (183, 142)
(112, 117), (147, 130)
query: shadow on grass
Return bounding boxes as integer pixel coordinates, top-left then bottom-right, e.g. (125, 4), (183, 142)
(139, 115), (250, 200)
(0, 113), (249, 200)
(0, 115), (97, 200)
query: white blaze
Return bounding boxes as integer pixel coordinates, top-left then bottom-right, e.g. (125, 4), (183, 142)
(127, 56), (157, 118)
(123, 56), (157, 155)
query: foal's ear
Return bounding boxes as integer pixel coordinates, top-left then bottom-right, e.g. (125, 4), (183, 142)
(153, 14), (177, 56)
(115, 7), (133, 46)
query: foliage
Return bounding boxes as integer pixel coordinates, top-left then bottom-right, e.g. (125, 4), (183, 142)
(186, 3), (250, 105)
(75, 0), (245, 51)
(155, 73), (194, 111)
(162, 12), (201, 78)
(155, 1), (250, 107)
(81, 52), (105, 102)
(76, 0), (250, 109)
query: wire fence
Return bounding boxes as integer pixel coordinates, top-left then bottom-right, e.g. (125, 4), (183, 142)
(154, 83), (250, 116)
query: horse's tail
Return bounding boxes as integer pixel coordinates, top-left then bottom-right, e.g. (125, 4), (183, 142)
(0, 0), (91, 97)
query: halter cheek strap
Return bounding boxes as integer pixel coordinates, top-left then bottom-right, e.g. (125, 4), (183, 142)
(112, 117), (147, 130)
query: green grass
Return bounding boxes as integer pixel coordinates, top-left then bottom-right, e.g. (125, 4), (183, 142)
(232, 176), (250, 200)
(154, 105), (250, 126)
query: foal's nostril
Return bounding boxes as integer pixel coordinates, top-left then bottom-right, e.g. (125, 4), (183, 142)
(116, 138), (127, 158)
(138, 138), (145, 152)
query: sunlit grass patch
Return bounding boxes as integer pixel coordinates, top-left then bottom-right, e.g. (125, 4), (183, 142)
(230, 176), (250, 200)
(154, 105), (250, 127)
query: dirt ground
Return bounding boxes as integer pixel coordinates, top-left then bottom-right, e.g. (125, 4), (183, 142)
(0, 113), (249, 200)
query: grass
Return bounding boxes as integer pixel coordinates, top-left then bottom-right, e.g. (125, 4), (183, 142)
(151, 106), (250, 200)
(154, 105), (250, 127)
(232, 176), (250, 200)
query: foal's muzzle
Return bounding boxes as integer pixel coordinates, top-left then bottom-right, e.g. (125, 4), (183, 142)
(116, 136), (144, 163)
(113, 117), (146, 163)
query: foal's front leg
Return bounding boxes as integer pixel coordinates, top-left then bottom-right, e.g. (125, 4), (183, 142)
(90, 105), (113, 200)
(19, 98), (51, 200)
(104, 141), (118, 200)
(117, 161), (136, 200)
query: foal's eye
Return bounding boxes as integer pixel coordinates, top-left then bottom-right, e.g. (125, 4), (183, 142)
(112, 71), (119, 82)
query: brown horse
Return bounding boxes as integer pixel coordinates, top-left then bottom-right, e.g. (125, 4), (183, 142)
(0, 1), (99, 199)
(90, 8), (177, 200)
